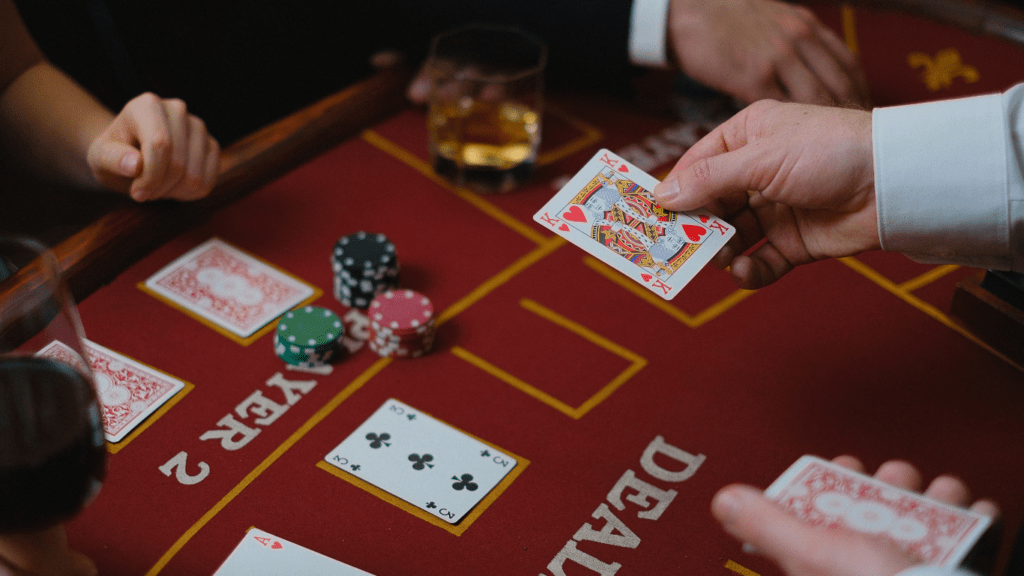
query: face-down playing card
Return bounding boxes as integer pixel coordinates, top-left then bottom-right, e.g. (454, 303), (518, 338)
(141, 238), (318, 341)
(37, 339), (186, 443)
(765, 455), (992, 568)
(534, 149), (734, 300)
(213, 527), (375, 575)
(324, 399), (518, 525)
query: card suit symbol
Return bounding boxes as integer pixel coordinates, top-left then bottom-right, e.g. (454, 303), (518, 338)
(558, 223), (570, 232)
(699, 214), (710, 223)
(452, 473), (479, 492)
(409, 453), (434, 470)
(271, 541), (283, 550)
(617, 164), (629, 173)
(366, 432), (391, 449)
(480, 450), (491, 458)
(683, 225), (707, 242)
(641, 273), (653, 282)
(426, 502), (437, 509)
(562, 205), (587, 223)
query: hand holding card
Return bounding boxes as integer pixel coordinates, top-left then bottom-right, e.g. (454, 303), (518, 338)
(534, 149), (734, 299)
(712, 455), (1000, 576)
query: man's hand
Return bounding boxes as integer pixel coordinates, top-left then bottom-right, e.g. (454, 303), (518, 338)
(712, 456), (1000, 576)
(653, 99), (878, 289)
(668, 0), (869, 107)
(87, 93), (220, 202)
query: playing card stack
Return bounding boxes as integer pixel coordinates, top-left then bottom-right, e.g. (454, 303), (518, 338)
(273, 306), (344, 368)
(331, 232), (400, 309)
(367, 290), (435, 358)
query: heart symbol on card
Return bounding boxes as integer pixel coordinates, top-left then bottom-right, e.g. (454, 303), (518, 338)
(699, 214), (710, 223)
(683, 225), (707, 242)
(562, 205), (588, 223)
(558, 223), (570, 232)
(271, 541), (283, 550)
(641, 273), (653, 282)
(617, 164), (629, 173)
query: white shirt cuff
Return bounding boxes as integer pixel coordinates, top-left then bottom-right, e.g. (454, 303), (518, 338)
(629, 0), (672, 68)
(874, 91), (1016, 270)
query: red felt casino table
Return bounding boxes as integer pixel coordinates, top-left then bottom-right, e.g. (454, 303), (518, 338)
(10, 3), (1024, 575)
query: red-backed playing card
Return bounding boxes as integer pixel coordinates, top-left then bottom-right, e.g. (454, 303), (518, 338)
(765, 455), (991, 567)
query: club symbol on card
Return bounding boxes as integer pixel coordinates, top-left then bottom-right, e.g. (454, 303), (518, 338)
(406, 414), (416, 421)
(409, 453), (434, 470)
(426, 502), (437, 509)
(350, 464), (361, 471)
(366, 432), (391, 448)
(452, 474), (478, 491)
(480, 450), (491, 458)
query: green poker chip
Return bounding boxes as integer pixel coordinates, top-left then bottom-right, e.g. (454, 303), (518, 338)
(277, 306), (344, 348)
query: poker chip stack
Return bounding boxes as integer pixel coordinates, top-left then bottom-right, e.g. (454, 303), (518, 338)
(274, 306), (344, 368)
(331, 232), (400, 309)
(367, 290), (436, 358)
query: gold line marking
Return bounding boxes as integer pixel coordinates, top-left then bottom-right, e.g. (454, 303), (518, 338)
(537, 104), (604, 167)
(839, 257), (1023, 372)
(435, 236), (565, 326)
(452, 299), (647, 419)
(361, 130), (549, 246)
(897, 264), (960, 293)
(725, 559), (761, 576)
(842, 4), (859, 56)
(144, 357), (392, 576)
(582, 256), (755, 328)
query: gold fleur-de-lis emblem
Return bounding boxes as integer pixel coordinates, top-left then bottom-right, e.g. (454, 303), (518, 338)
(907, 48), (979, 91)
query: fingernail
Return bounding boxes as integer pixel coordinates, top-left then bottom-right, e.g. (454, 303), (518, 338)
(712, 488), (741, 522)
(121, 153), (139, 175)
(655, 179), (681, 204)
(742, 543), (759, 555)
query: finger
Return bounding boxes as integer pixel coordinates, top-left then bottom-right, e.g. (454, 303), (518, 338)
(813, 25), (871, 107)
(923, 475), (972, 508)
(126, 95), (172, 202)
(971, 499), (1000, 519)
(172, 116), (211, 200)
(792, 38), (857, 105)
(712, 485), (828, 565)
(202, 135), (221, 196)
(148, 98), (189, 199)
(773, 48), (833, 105)
(406, 68), (432, 104)
(89, 140), (143, 180)
(831, 454), (866, 473)
(873, 460), (924, 492)
(732, 240), (795, 289)
(655, 145), (771, 212)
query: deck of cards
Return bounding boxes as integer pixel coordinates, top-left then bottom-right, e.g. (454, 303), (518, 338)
(534, 149), (734, 300)
(765, 455), (992, 567)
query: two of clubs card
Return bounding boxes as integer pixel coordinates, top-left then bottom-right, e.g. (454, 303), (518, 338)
(534, 149), (734, 300)
(323, 399), (517, 525)
(765, 456), (993, 568)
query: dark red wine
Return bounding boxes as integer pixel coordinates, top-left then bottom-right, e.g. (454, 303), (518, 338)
(0, 356), (106, 533)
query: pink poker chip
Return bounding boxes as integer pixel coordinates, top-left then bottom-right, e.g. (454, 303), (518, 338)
(368, 290), (434, 332)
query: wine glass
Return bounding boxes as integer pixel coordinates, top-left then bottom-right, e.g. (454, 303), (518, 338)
(0, 237), (106, 574)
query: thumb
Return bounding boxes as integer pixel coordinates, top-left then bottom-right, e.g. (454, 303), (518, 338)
(712, 484), (818, 562)
(91, 141), (143, 179)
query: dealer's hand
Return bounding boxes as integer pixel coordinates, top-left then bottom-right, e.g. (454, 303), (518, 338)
(654, 100), (878, 289)
(712, 456), (1000, 576)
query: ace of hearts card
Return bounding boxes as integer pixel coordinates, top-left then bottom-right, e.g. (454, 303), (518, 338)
(534, 149), (734, 300)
